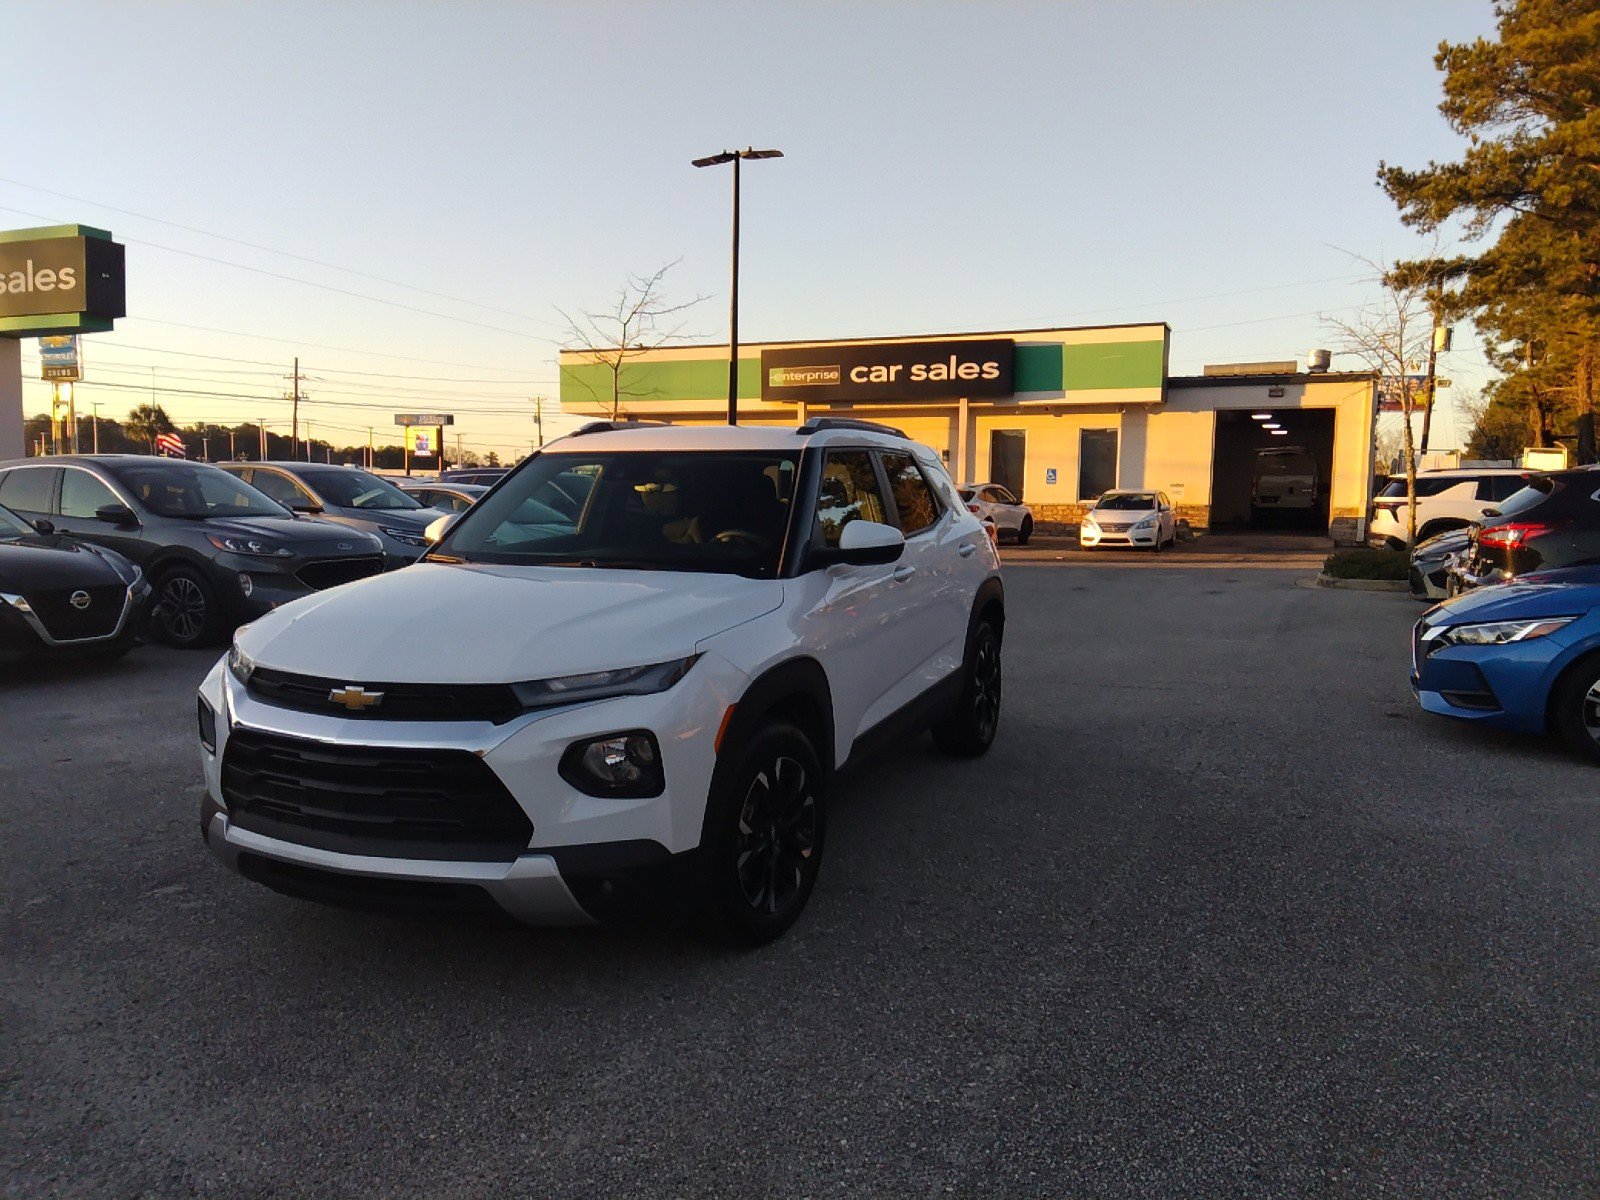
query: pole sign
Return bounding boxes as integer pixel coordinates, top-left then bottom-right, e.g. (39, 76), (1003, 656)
(38, 334), (81, 382)
(761, 339), (1015, 404)
(1377, 376), (1435, 414)
(395, 413), (455, 426)
(0, 227), (125, 333)
(405, 426), (435, 456)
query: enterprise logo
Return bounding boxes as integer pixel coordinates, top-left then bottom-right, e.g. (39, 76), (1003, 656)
(768, 364), (840, 388)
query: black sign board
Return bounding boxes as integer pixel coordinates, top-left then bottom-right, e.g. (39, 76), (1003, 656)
(761, 339), (1015, 403)
(0, 235), (125, 321)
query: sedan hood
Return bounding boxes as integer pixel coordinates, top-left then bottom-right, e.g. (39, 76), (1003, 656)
(1428, 571), (1600, 625)
(207, 515), (379, 551)
(348, 508), (442, 533)
(237, 562), (782, 683)
(0, 536), (133, 590)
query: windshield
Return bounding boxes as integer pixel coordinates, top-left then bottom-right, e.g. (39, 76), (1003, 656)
(439, 449), (799, 577)
(0, 502), (35, 539)
(296, 466), (424, 511)
(1493, 477), (1556, 518)
(108, 462), (290, 519)
(1095, 493), (1156, 511)
(957, 488), (975, 502)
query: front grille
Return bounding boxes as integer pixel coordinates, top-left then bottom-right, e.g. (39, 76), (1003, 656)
(247, 667), (522, 723)
(221, 728), (533, 861)
(27, 583), (126, 640)
(296, 556), (383, 591)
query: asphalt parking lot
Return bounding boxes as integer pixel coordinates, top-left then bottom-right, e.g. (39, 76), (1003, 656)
(3, 563), (1596, 1197)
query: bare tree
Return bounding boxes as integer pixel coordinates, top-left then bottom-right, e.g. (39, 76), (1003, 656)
(1323, 249), (1449, 546)
(557, 262), (707, 420)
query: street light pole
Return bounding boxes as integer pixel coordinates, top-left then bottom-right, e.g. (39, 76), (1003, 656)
(693, 147), (783, 425)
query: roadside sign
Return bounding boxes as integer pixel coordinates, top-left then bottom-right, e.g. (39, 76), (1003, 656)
(395, 413), (454, 427)
(406, 426), (435, 455)
(38, 334), (81, 381)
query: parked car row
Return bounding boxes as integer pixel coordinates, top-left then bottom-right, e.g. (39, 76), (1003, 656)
(1410, 464), (1600, 763)
(0, 455), (458, 656)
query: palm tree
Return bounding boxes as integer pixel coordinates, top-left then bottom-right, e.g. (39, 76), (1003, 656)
(123, 404), (175, 454)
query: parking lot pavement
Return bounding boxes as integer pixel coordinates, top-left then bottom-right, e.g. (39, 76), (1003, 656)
(3, 566), (1595, 1197)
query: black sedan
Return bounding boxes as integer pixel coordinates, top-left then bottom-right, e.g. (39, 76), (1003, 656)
(1453, 466), (1600, 592)
(0, 456), (386, 648)
(0, 500), (151, 665)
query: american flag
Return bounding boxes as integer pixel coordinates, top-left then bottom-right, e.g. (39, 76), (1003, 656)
(155, 432), (186, 458)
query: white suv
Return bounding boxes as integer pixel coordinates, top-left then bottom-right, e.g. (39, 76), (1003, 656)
(958, 482), (1034, 544)
(196, 419), (1004, 944)
(1368, 468), (1526, 548)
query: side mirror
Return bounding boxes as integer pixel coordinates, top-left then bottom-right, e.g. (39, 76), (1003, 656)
(424, 513), (459, 544)
(287, 498), (322, 514)
(1481, 507), (1499, 518)
(30, 517), (54, 535)
(95, 503), (138, 528)
(825, 520), (905, 568)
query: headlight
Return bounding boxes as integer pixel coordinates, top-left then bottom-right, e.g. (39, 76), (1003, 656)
(206, 533), (291, 557)
(379, 526), (429, 547)
(559, 731), (664, 798)
(1082, 518), (1099, 531)
(1424, 616), (1576, 647)
(510, 655), (698, 710)
(1132, 514), (1157, 529)
(227, 641), (257, 684)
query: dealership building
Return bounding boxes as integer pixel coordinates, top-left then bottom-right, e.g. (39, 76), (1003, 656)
(558, 323), (1378, 543)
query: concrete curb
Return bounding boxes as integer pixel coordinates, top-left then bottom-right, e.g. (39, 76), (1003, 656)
(1315, 573), (1409, 592)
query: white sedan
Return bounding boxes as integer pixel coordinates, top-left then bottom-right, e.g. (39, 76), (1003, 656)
(959, 482), (1034, 544)
(1079, 490), (1177, 550)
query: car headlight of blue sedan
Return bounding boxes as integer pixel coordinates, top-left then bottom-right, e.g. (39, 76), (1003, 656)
(1423, 616), (1576, 647)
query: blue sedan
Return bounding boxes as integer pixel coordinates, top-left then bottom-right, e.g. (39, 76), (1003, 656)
(1412, 565), (1600, 761)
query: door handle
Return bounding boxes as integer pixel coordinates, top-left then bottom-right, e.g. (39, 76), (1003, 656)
(893, 565), (916, 582)
(957, 543), (977, 557)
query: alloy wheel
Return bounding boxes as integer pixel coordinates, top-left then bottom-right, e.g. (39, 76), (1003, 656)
(1582, 681), (1600, 744)
(159, 575), (207, 644)
(972, 636), (1001, 742)
(735, 755), (817, 914)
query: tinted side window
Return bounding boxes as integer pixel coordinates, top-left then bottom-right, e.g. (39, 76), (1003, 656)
(0, 467), (57, 514)
(815, 451), (887, 547)
(59, 469), (119, 518)
(1477, 476), (1522, 502)
(251, 470), (311, 506)
(881, 452), (940, 536)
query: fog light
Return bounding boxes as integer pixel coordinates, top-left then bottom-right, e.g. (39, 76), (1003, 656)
(238, 573), (254, 597)
(559, 731), (664, 798)
(197, 697), (217, 754)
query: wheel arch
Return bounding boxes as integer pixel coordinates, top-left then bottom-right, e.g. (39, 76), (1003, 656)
(1542, 644), (1600, 732)
(724, 656), (837, 774)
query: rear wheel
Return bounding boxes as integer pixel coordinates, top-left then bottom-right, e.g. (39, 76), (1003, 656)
(700, 722), (827, 945)
(1550, 655), (1600, 763)
(932, 619), (1002, 757)
(153, 567), (222, 648)
(1016, 516), (1033, 546)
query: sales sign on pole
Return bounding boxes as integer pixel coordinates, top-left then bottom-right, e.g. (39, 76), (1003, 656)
(38, 334), (80, 381)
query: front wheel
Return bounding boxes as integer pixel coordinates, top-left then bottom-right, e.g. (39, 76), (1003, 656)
(932, 619), (1002, 757)
(700, 723), (827, 945)
(1550, 655), (1600, 763)
(153, 567), (222, 648)
(1016, 516), (1033, 546)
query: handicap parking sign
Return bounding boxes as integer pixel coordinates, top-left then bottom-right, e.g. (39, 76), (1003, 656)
(1045, 467), (1058, 485)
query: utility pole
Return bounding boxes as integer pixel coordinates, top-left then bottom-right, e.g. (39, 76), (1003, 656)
(368, 427), (374, 470)
(229, 428), (236, 459)
(91, 402), (101, 454)
(257, 417), (267, 460)
(290, 357), (300, 460)
(455, 431), (463, 465)
(304, 419), (312, 462)
(532, 396), (544, 447)
(201, 435), (210, 462)
(49, 382), (60, 454)
(67, 384), (78, 454)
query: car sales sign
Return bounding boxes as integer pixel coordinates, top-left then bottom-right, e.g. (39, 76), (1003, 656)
(0, 226), (126, 333)
(761, 339), (1015, 403)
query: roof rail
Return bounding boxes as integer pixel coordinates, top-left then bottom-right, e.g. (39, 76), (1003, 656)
(795, 417), (907, 439)
(570, 419), (670, 436)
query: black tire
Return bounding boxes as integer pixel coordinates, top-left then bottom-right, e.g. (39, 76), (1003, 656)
(153, 566), (223, 648)
(700, 722), (827, 946)
(1016, 516), (1033, 546)
(932, 619), (1002, 757)
(1549, 654), (1600, 763)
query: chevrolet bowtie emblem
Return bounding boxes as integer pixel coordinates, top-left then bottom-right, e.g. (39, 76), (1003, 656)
(329, 685), (384, 711)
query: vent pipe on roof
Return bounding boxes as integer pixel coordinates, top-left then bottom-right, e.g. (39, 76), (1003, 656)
(1307, 348), (1332, 373)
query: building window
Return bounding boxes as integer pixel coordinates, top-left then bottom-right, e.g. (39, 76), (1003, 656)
(1079, 429), (1118, 500)
(989, 430), (1026, 498)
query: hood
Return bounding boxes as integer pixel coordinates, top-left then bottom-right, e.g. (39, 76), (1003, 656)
(1426, 571), (1600, 626)
(0, 536), (134, 590)
(238, 562), (782, 683)
(206, 515), (380, 551)
(346, 507), (443, 532)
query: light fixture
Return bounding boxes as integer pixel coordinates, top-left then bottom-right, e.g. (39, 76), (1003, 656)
(1262, 423), (1281, 430)
(1271, 429), (1289, 436)
(1251, 413), (1272, 420)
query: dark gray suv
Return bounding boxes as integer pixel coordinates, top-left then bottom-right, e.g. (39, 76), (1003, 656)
(0, 456), (385, 647)
(219, 462), (445, 565)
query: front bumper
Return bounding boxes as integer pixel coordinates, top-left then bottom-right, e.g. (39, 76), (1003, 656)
(195, 649), (745, 924)
(1079, 525), (1158, 548)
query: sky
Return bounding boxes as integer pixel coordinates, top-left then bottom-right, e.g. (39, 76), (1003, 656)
(1, 1), (1500, 459)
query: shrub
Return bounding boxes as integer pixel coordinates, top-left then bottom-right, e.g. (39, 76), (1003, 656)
(1322, 548), (1409, 581)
